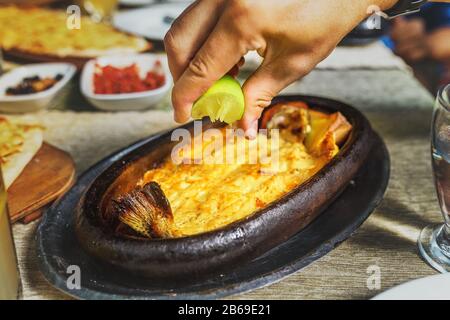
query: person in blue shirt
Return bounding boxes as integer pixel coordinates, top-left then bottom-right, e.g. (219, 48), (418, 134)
(384, 3), (450, 92)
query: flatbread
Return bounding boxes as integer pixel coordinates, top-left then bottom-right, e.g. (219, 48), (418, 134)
(0, 6), (151, 58)
(0, 117), (43, 189)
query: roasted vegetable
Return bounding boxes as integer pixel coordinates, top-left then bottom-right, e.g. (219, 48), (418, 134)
(111, 182), (173, 238)
(262, 101), (352, 156)
(6, 74), (63, 95)
(264, 102), (311, 143)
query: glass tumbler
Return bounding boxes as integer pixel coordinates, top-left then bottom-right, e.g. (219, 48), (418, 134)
(419, 84), (450, 272)
(0, 166), (21, 299)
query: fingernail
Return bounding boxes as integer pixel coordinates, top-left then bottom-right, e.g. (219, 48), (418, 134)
(173, 112), (181, 123)
(245, 120), (258, 140)
(174, 110), (186, 123)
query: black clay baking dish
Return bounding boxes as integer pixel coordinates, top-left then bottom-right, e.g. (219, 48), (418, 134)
(36, 128), (389, 299)
(73, 95), (375, 280)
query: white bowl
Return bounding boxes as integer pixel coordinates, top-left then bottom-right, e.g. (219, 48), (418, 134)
(0, 63), (76, 114)
(80, 54), (172, 111)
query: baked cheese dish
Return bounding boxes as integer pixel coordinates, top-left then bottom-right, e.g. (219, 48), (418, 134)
(0, 6), (150, 58)
(112, 102), (352, 238)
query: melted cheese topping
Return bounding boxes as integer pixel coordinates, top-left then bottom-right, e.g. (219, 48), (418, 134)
(140, 129), (337, 237)
(0, 6), (149, 57)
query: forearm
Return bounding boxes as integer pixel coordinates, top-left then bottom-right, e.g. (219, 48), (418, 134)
(374, 0), (401, 10)
(367, 0), (450, 12)
(333, 0), (399, 38)
(166, 0), (449, 131)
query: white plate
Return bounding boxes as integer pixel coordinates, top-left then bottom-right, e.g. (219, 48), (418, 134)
(113, 2), (191, 40)
(372, 273), (450, 300)
(0, 63), (76, 114)
(80, 53), (172, 111)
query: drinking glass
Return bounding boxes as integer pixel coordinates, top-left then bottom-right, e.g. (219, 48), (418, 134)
(419, 84), (450, 272)
(0, 166), (22, 299)
(77, 0), (119, 23)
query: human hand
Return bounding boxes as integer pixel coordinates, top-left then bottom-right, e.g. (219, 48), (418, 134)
(390, 17), (429, 63)
(165, 0), (398, 137)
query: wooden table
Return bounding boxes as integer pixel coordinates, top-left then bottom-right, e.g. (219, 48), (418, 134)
(11, 68), (441, 299)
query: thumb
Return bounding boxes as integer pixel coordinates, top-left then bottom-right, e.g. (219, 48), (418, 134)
(239, 58), (311, 138)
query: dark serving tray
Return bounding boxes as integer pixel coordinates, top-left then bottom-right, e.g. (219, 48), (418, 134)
(36, 98), (390, 300)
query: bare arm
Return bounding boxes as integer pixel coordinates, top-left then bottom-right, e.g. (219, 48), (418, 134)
(165, 0), (400, 136)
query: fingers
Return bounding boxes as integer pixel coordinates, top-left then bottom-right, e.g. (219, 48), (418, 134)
(172, 19), (250, 123)
(390, 17), (409, 41)
(227, 57), (246, 78)
(390, 16), (406, 28)
(395, 41), (428, 62)
(390, 18), (427, 62)
(239, 57), (313, 138)
(391, 18), (425, 43)
(164, 0), (226, 81)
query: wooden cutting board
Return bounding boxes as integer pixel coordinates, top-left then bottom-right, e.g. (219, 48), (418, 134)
(7, 143), (76, 223)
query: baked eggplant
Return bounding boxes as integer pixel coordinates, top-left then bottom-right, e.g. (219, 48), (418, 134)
(75, 95), (374, 279)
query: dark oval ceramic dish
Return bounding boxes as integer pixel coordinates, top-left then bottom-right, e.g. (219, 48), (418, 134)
(75, 95), (375, 279)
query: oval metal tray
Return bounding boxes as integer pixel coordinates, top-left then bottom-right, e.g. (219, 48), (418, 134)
(36, 96), (390, 299)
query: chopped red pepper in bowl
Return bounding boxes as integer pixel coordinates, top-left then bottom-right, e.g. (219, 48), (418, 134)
(93, 61), (166, 95)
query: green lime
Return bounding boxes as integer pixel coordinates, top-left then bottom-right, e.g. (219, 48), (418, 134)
(191, 75), (245, 124)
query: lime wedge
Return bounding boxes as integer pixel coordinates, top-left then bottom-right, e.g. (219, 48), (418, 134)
(191, 76), (245, 124)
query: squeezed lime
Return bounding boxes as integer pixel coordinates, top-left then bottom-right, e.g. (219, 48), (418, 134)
(191, 76), (245, 124)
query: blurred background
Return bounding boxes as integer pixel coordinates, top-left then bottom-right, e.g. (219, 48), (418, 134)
(381, 3), (450, 93)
